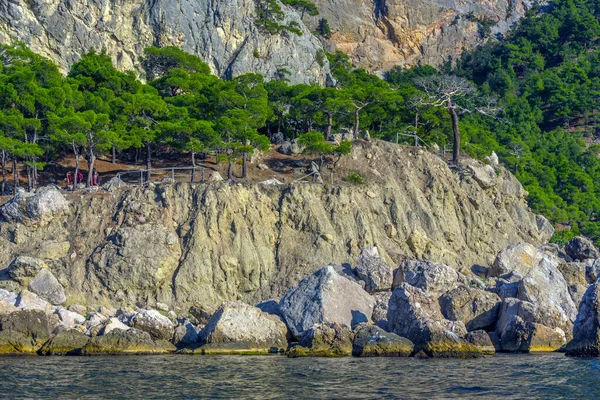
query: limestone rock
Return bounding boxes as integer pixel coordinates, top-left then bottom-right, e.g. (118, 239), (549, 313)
(586, 259), (600, 283)
(198, 301), (287, 354)
(464, 160), (497, 189)
(55, 307), (86, 329)
(0, 186), (68, 225)
(0, 289), (17, 306)
(7, 256), (47, 285)
(387, 283), (481, 358)
(488, 243), (546, 277)
(566, 283), (600, 356)
(393, 259), (462, 297)
(0, 309), (52, 345)
(172, 320), (199, 347)
(131, 309), (173, 341)
(371, 292), (391, 329)
(36, 241), (70, 260)
(439, 286), (501, 332)
(288, 323), (353, 357)
(558, 262), (588, 287)
(0, 329), (38, 354)
(101, 317), (130, 335)
(15, 290), (51, 313)
(465, 330), (496, 355)
(39, 330), (90, 355)
(208, 172), (224, 183)
(565, 237), (600, 261)
(0, 300), (18, 315)
(355, 247), (392, 293)
(82, 328), (176, 355)
(570, 284), (588, 308)
(28, 268), (66, 305)
(352, 325), (414, 357)
(279, 266), (375, 339)
(189, 305), (216, 326)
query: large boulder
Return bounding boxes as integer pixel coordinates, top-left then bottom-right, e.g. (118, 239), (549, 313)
(465, 330), (496, 355)
(489, 243), (546, 277)
(7, 256), (47, 285)
(172, 320), (199, 347)
(55, 307), (86, 329)
(495, 298), (566, 352)
(371, 292), (391, 329)
(0, 309), (52, 346)
(352, 325), (414, 357)
(28, 268), (66, 305)
(14, 290), (51, 313)
(39, 330), (90, 355)
(439, 286), (501, 332)
(82, 328), (176, 355)
(464, 159), (497, 189)
(566, 283), (600, 357)
(355, 247), (392, 293)
(189, 305), (216, 326)
(0, 330), (38, 355)
(279, 266), (375, 339)
(0, 186), (68, 225)
(565, 237), (600, 261)
(131, 309), (174, 341)
(287, 323), (353, 358)
(197, 301), (288, 354)
(387, 283), (481, 358)
(393, 259), (462, 297)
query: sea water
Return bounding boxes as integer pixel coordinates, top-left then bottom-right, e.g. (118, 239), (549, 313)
(0, 353), (598, 399)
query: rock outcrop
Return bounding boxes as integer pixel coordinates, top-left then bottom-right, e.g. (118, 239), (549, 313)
(288, 323), (354, 357)
(565, 237), (600, 261)
(279, 266), (375, 339)
(355, 247), (392, 293)
(196, 301), (288, 354)
(0, 0), (330, 84)
(352, 325), (414, 357)
(566, 282), (600, 357)
(306, 0), (531, 74)
(0, 142), (551, 311)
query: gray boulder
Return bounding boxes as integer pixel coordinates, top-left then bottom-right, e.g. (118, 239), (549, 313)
(0, 309), (52, 346)
(279, 265), (375, 339)
(131, 309), (174, 341)
(558, 262), (588, 287)
(465, 330), (496, 355)
(566, 282), (600, 357)
(387, 283), (481, 358)
(15, 290), (51, 313)
(7, 256), (47, 285)
(198, 301), (288, 354)
(352, 325), (414, 357)
(495, 298), (567, 352)
(464, 159), (497, 189)
(189, 305), (216, 326)
(565, 237), (600, 261)
(28, 268), (66, 305)
(101, 317), (130, 335)
(0, 289), (17, 306)
(82, 328), (176, 355)
(439, 286), (501, 332)
(0, 186), (68, 224)
(488, 243), (546, 277)
(371, 292), (391, 329)
(355, 247), (392, 293)
(288, 323), (353, 357)
(172, 320), (199, 347)
(393, 259), (462, 297)
(55, 307), (86, 329)
(586, 259), (600, 283)
(39, 330), (90, 356)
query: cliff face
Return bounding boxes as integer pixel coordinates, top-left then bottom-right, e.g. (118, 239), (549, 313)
(0, 142), (552, 311)
(307, 0), (530, 74)
(0, 0), (528, 80)
(0, 0), (330, 84)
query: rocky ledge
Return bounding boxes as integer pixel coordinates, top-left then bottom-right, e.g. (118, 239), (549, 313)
(0, 239), (598, 358)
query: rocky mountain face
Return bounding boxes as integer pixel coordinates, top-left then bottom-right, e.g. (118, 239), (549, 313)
(306, 0), (531, 74)
(0, 0), (529, 80)
(0, 0), (330, 84)
(0, 142), (552, 311)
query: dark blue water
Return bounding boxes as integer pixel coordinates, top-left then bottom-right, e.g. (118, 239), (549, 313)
(0, 353), (598, 399)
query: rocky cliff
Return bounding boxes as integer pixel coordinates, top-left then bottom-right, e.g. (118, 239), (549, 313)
(0, 0), (330, 84)
(0, 141), (552, 312)
(307, 0), (531, 74)
(0, 0), (529, 80)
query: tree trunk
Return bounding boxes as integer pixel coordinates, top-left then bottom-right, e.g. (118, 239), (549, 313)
(1, 151), (6, 195)
(326, 112), (333, 140)
(447, 102), (461, 165)
(242, 152), (248, 179)
(191, 152), (196, 167)
(13, 158), (18, 191)
(73, 154), (79, 192)
(134, 148), (139, 164)
(26, 164), (32, 192)
(146, 142), (152, 181)
(112, 145), (117, 164)
(87, 148), (96, 187)
(353, 108), (360, 139)
(228, 161), (233, 181)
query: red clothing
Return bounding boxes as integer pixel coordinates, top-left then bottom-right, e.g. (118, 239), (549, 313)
(76, 172), (83, 184)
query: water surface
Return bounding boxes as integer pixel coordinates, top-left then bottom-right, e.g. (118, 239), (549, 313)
(0, 353), (598, 399)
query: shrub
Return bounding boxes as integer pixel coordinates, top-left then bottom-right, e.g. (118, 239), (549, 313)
(347, 171), (365, 185)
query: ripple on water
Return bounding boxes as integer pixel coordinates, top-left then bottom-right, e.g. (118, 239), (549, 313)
(0, 353), (599, 399)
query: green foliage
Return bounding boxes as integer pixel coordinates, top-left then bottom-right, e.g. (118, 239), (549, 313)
(317, 18), (332, 38)
(347, 171), (365, 185)
(281, 0), (319, 18)
(255, 0), (304, 35)
(143, 47), (211, 81)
